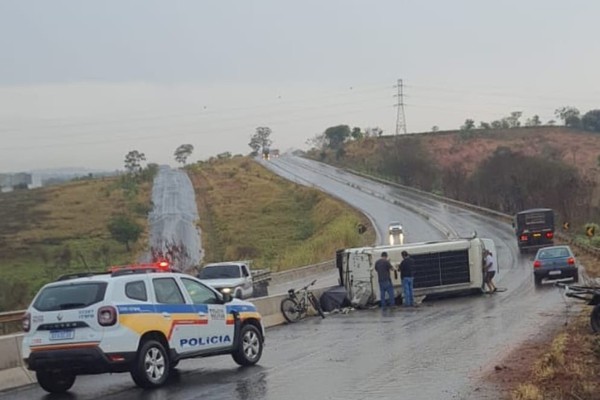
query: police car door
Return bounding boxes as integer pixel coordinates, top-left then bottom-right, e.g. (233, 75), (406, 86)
(151, 277), (199, 357)
(180, 277), (235, 352)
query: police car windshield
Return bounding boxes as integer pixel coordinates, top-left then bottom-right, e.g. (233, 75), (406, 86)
(33, 282), (108, 312)
(199, 265), (241, 279)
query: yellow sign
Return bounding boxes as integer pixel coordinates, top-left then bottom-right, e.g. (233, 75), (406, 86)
(586, 226), (596, 237)
(563, 222), (570, 231)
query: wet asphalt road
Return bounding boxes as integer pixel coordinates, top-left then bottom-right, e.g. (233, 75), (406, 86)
(2, 156), (578, 400)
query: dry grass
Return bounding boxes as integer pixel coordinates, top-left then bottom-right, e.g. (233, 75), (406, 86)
(188, 156), (375, 271)
(0, 177), (152, 308)
(509, 313), (600, 400)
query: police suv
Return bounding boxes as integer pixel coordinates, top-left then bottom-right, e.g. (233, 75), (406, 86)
(21, 262), (265, 393)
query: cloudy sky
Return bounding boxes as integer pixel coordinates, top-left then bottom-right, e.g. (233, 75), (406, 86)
(0, 0), (598, 172)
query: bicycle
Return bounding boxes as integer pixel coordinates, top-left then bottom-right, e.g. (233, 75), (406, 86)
(280, 279), (326, 323)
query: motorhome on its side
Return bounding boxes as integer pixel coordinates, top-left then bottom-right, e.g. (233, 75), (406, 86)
(336, 237), (497, 306)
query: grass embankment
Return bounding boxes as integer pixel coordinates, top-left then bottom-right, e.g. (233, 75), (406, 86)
(187, 156), (375, 271)
(0, 178), (151, 310)
(511, 312), (600, 400)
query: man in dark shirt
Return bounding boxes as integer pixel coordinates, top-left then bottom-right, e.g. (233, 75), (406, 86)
(399, 250), (415, 306)
(374, 251), (395, 308)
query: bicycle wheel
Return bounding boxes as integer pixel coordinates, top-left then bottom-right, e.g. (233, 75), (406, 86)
(281, 298), (302, 323)
(309, 293), (325, 319)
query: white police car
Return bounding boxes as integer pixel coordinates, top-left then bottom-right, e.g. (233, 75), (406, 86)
(21, 262), (265, 393)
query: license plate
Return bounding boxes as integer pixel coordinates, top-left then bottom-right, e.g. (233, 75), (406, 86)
(50, 329), (74, 341)
(533, 233), (542, 237)
(549, 270), (562, 276)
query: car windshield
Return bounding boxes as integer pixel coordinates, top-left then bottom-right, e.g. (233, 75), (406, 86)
(538, 247), (570, 259)
(198, 265), (241, 279)
(33, 282), (108, 311)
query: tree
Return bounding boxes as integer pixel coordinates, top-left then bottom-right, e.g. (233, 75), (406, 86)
(324, 125), (351, 150)
(479, 122), (491, 129)
(460, 119), (475, 130)
(491, 119), (510, 129)
(555, 106), (581, 127)
(581, 109), (600, 132)
(431, 125), (440, 132)
(525, 115), (542, 126)
(351, 127), (363, 140)
(174, 144), (194, 165)
(107, 215), (142, 251)
(249, 127), (272, 156)
(505, 111), (522, 128)
(124, 150), (146, 174)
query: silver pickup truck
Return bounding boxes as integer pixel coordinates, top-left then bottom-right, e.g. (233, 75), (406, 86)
(198, 262), (271, 299)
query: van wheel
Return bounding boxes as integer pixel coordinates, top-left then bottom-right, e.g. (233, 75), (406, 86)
(573, 271), (579, 283)
(36, 370), (76, 393)
(232, 324), (263, 366)
(534, 275), (543, 286)
(234, 288), (243, 299)
(130, 339), (170, 388)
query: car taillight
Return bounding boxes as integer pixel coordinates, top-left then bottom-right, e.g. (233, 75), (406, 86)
(545, 232), (554, 239)
(567, 257), (575, 265)
(98, 306), (117, 326)
(22, 312), (31, 332)
(533, 260), (541, 268)
(520, 234), (528, 241)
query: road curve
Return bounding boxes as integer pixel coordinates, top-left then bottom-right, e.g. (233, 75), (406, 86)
(0, 156), (577, 400)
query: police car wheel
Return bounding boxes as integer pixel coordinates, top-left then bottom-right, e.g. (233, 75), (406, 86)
(232, 324), (263, 366)
(131, 339), (170, 388)
(36, 370), (76, 393)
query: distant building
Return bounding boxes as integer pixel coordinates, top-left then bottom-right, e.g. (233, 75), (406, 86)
(0, 172), (33, 191)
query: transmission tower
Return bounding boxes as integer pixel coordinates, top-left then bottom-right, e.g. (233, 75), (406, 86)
(394, 79), (407, 135)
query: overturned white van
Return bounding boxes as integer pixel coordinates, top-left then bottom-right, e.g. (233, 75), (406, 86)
(336, 237), (497, 306)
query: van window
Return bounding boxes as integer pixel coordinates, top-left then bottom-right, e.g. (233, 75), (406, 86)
(33, 282), (108, 311)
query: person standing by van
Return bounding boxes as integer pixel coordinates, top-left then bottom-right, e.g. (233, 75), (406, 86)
(483, 249), (497, 293)
(374, 252), (395, 308)
(400, 251), (415, 306)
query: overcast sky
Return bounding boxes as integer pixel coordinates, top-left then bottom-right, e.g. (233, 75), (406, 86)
(0, 0), (598, 172)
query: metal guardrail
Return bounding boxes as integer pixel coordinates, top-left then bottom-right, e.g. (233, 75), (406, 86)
(0, 310), (25, 335)
(347, 169), (600, 258)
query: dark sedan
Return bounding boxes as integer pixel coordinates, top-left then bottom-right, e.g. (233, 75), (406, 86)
(533, 245), (579, 286)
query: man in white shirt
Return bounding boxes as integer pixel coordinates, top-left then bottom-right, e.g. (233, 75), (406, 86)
(483, 250), (497, 293)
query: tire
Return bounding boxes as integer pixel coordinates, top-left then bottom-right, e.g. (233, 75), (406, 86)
(309, 293), (326, 319)
(234, 288), (242, 299)
(232, 324), (263, 366)
(591, 304), (600, 333)
(130, 339), (170, 388)
(36, 370), (76, 393)
(281, 298), (302, 323)
(573, 270), (579, 283)
(534, 275), (543, 286)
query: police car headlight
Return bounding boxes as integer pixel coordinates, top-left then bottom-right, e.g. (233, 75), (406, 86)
(221, 288), (232, 294)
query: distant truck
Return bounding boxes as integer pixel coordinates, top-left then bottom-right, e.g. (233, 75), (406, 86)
(336, 236), (496, 306)
(198, 261), (271, 299)
(513, 208), (555, 254)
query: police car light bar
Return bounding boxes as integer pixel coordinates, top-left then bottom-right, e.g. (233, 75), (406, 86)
(108, 261), (171, 273)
